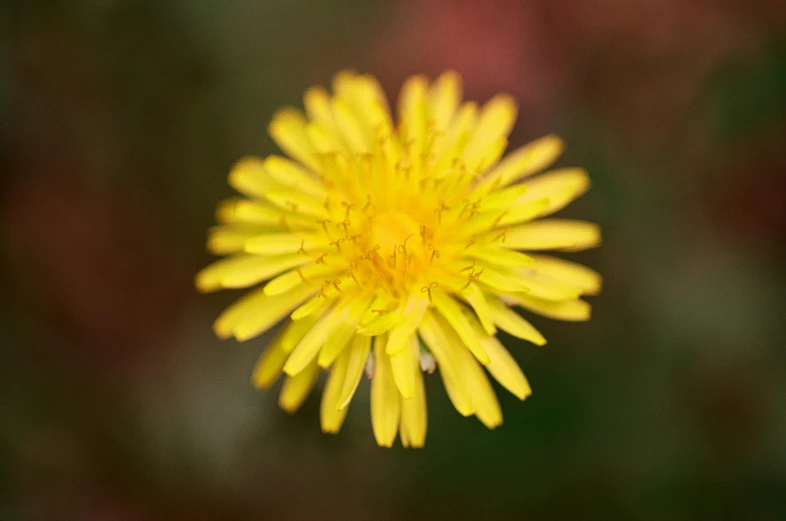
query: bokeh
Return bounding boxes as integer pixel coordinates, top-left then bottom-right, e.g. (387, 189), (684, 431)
(2, 1), (785, 520)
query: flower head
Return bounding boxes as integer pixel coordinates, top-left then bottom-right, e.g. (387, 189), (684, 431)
(197, 71), (601, 447)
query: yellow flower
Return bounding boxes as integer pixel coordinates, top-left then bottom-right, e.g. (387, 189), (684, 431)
(197, 71), (601, 447)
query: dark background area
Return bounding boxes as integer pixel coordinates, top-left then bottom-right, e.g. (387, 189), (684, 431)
(1, 1), (785, 520)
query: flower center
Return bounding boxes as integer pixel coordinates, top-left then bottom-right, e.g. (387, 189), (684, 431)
(369, 211), (421, 254)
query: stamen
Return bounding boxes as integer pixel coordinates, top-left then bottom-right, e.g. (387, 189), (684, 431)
(297, 239), (307, 255)
(434, 200), (450, 224)
(428, 244), (441, 264)
(461, 267), (484, 290)
(494, 227), (509, 243)
(460, 260), (477, 272)
(317, 219), (332, 234)
(459, 199), (471, 218)
(348, 260), (360, 285)
(362, 195), (375, 214)
(331, 279), (343, 292)
(360, 244), (380, 261)
(315, 253), (328, 264)
(341, 201), (354, 220)
(340, 219), (352, 234)
(397, 234), (413, 255)
(492, 211), (508, 228)
(421, 282), (438, 304)
(329, 237), (345, 252)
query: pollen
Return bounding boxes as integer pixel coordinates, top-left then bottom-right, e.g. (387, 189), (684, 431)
(196, 70), (602, 448)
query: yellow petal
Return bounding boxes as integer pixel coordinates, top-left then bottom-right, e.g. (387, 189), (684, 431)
(220, 199), (318, 231)
(216, 198), (248, 224)
(278, 314), (321, 353)
(358, 293), (392, 325)
(338, 334), (372, 409)
(431, 102), (478, 174)
(263, 155), (326, 199)
(465, 246), (534, 269)
(389, 334), (417, 399)
(332, 97), (370, 153)
(431, 288), (490, 365)
(462, 208), (512, 236)
(399, 336), (427, 448)
(250, 332), (289, 389)
(512, 294), (592, 321)
(228, 157), (279, 199)
(244, 233), (329, 255)
(330, 70), (358, 95)
(495, 198), (550, 227)
(432, 313), (502, 428)
(269, 108), (320, 171)
(463, 94), (517, 170)
(509, 266), (582, 301)
(320, 347), (351, 433)
(306, 121), (343, 154)
(304, 86), (334, 127)
(217, 199), (280, 226)
(464, 197), (547, 233)
(290, 294), (334, 321)
(356, 308), (400, 336)
(475, 137), (508, 173)
(333, 72), (391, 135)
(397, 74), (428, 154)
(488, 298), (546, 346)
(263, 263), (341, 296)
(474, 134), (564, 195)
(460, 283), (495, 335)
(232, 284), (320, 342)
(278, 359), (320, 413)
(473, 263), (529, 294)
(481, 335), (531, 400)
(527, 254), (602, 295)
(317, 295), (374, 368)
(263, 187), (330, 220)
(371, 336), (400, 447)
(521, 168), (590, 217)
(207, 224), (268, 255)
(462, 310), (532, 400)
(477, 183), (528, 212)
(427, 70), (461, 132)
(213, 282), (319, 341)
(283, 300), (346, 375)
(501, 219), (601, 251)
(419, 311), (474, 416)
(385, 295), (428, 355)
(195, 254), (309, 293)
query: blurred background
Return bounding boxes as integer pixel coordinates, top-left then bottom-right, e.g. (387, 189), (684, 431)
(1, 1), (785, 519)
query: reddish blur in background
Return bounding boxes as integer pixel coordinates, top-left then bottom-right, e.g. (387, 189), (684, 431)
(2, 1), (785, 520)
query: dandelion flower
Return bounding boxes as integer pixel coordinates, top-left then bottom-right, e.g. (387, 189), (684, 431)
(197, 71), (601, 447)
